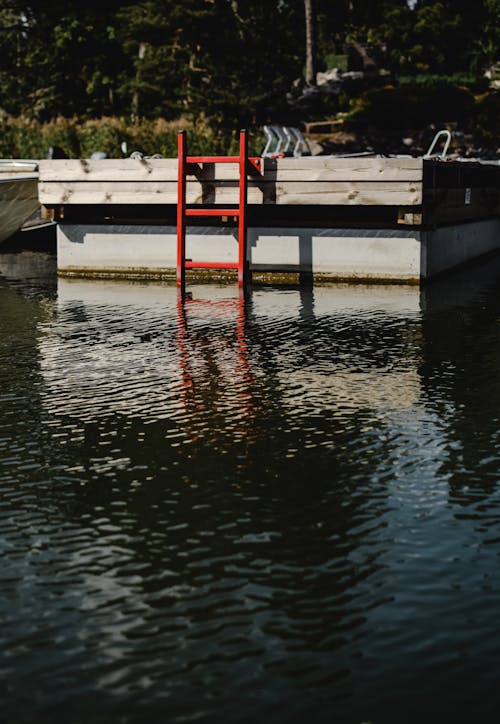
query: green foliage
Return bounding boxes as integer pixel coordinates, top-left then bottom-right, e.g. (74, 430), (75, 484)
(396, 73), (490, 92)
(470, 0), (500, 70)
(125, 118), (199, 157)
(323, 54), (349, 72)
(0, 0), (497, 144)
(371, 1), (490, 74)
(0, 117), (79, 158)
(0, 115), (265, 158)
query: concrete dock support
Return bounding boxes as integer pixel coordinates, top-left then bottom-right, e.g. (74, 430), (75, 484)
(56, 223), (423, 283)
(56, 219), (500, 283)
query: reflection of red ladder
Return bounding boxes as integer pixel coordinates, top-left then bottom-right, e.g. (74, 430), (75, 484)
(175, 288), (258, 446)
(176, 129), (262, 288)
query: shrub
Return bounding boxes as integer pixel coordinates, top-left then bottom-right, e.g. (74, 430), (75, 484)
(0, 115), (264, 159)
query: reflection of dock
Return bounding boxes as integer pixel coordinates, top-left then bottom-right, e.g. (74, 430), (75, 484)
(35, 279), (423, 429)
(38, 151), (500, 285)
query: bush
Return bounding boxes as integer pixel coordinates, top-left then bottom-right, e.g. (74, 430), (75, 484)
(0, 117), (78, 159)
(0, 115), (264, 159)
(397, 73), (490, 93)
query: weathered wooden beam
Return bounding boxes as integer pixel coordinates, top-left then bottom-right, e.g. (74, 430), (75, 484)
(38, 179), (422, 207)
(38, 156), (423, 183)
(39, 159), (177, 181)
(38, 156), (500, 215)
(274, 181), (421, 205)
(38, 182), (264, 205)
(38, 155), (424, 207)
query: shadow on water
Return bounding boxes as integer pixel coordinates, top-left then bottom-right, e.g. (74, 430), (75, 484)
(1, 249), (500, 722)
(419, 252), (500, 506)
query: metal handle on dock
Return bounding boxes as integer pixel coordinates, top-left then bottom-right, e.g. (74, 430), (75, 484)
(424, 130), (451, 160)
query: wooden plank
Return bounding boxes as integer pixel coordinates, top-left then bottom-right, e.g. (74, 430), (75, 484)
(275, 191), (422, 206)
(39, 181), (264, 205)
(269, 155), (423, 179)
(275, 180), (421, 205)
(38, 159), (178, 181)
(39, 178), (422, 206)
(261, 167), (422, 182)
(274, 156), (422, 168)
(39, 156), (424, 183)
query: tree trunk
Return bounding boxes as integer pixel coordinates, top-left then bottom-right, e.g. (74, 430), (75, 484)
(132, 42), (146, 121)
(304, 0), (317, 85)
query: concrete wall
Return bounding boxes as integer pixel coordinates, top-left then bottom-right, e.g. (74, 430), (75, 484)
(56, 219), (500, 284)
(57, 224), (422, 283)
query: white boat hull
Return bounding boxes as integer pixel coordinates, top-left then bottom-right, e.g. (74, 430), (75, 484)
(0, 162), (40, 244)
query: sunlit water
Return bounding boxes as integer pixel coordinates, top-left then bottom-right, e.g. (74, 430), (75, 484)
(1, 248), (500, 723)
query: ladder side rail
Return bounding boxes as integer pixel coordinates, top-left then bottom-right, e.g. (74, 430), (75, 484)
(177, 130), (187, 287)
(238, 129), (249, 286)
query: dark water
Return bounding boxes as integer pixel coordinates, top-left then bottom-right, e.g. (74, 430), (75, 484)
(2, 249), (500, 724)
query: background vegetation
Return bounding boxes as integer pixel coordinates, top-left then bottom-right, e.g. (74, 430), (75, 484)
(0, 0), (498, 157)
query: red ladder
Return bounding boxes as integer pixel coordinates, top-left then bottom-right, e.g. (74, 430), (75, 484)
(176, 129), (262, 288)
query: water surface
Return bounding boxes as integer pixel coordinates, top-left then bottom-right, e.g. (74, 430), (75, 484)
(1, 250), (500, 723)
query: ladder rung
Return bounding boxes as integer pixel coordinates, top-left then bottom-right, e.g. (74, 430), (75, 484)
(186, 155), (261, 166)
(185, 208), (240, 217)
(185, 261), (239, 270)
(186, 156), (239, 164)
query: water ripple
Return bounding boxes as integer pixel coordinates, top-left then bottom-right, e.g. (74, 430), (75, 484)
(2, 261), (500, 722)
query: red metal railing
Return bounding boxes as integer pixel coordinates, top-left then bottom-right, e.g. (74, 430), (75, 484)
(176, 129), (262, 288)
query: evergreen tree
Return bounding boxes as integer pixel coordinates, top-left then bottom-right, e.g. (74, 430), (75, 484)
(0, 0), (497, 127)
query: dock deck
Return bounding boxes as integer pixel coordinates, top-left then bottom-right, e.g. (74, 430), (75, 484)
(38, 155), (500, 284)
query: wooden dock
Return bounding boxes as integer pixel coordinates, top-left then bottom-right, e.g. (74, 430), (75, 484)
(37, 154), (500, 284)
(39, 155), (425, 208)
